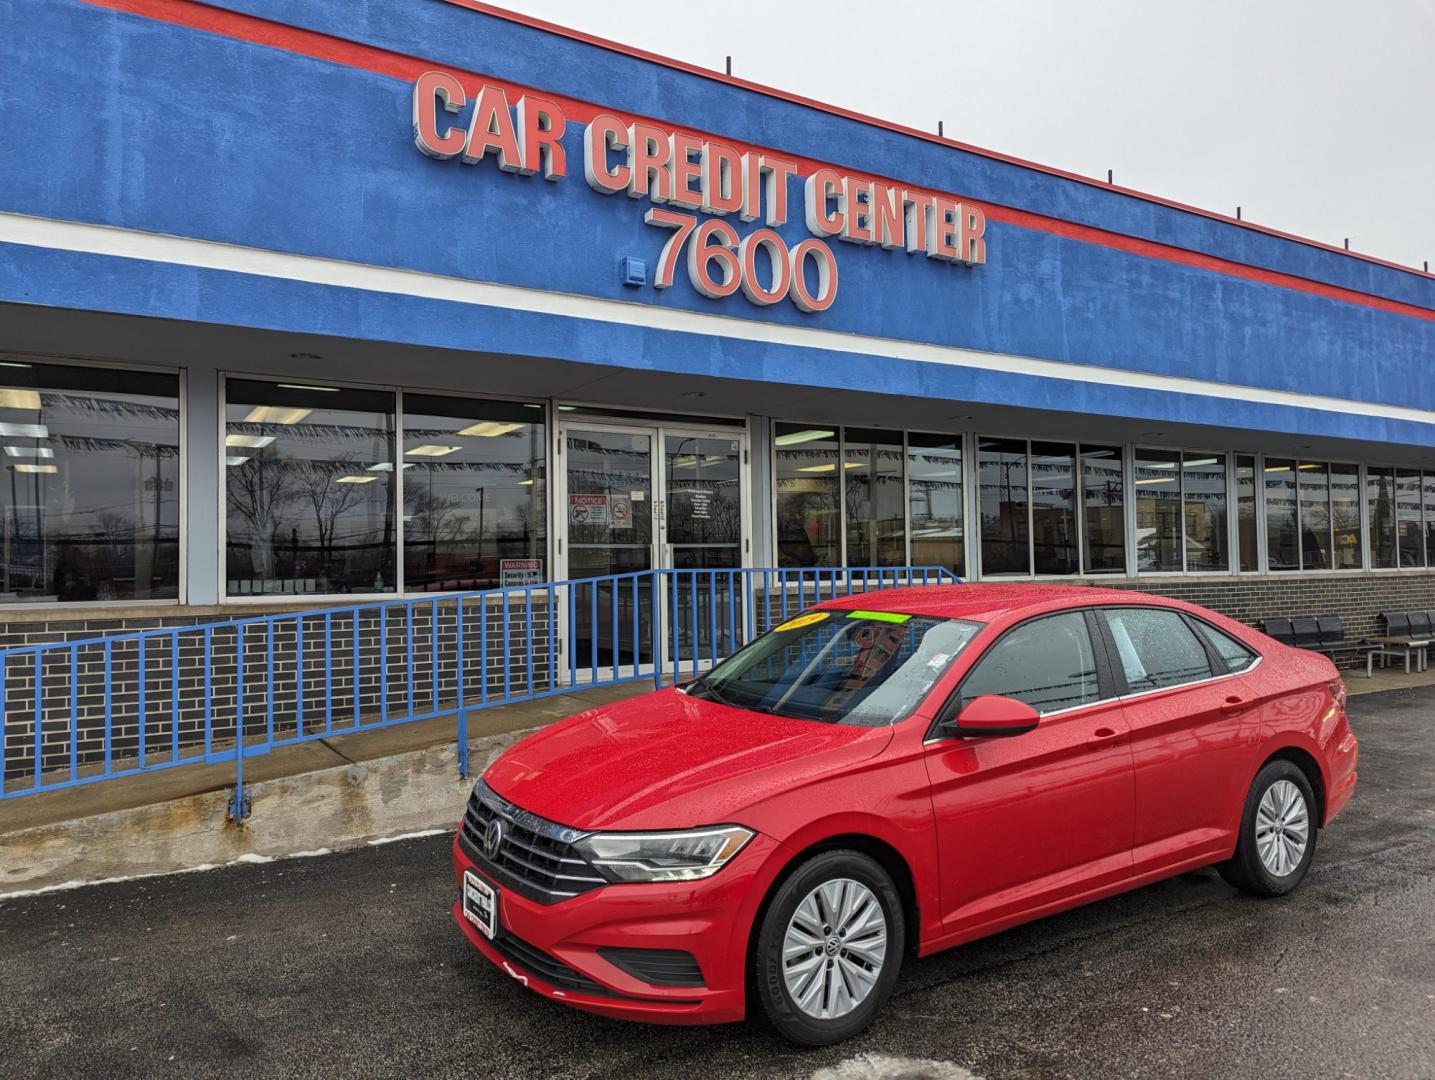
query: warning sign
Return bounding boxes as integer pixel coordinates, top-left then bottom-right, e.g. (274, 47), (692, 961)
(500, 559), (543, 587)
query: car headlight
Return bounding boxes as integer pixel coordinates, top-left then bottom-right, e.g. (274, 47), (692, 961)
(572, 826), (754, 883)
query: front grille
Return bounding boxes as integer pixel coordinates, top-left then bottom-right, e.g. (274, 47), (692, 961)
(459, 781), (607, 905)
(598, 947), (706, 987)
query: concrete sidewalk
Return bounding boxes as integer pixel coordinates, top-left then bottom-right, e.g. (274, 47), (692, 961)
(0, 681), (652, 894)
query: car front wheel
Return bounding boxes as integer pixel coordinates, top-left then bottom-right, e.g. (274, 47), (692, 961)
(750, 849), (904, 1046)
(1218, 759), (1318, 897)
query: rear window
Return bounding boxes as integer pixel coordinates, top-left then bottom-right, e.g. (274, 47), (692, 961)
(1103, 608), (1214, 692)
(1192, 619), (1259, 673)
(688, 609), (982, 726)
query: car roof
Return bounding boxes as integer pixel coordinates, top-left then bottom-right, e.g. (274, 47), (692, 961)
(816, 583), (1168, 623)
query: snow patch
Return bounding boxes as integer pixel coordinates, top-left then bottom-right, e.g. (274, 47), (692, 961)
(366, 828), (448, 846)
(812, 1055), (981, 1080)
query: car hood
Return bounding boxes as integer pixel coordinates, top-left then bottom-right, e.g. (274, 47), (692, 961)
(481, 687), (894, 832)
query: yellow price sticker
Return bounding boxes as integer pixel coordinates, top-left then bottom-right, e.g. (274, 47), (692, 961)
(774, 611), (830, 632)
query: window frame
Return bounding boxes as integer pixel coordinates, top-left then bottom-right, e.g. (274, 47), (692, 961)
(0, 352), (188, 610)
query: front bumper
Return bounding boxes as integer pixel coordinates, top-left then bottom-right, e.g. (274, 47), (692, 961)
(450, 830), (778, 1025)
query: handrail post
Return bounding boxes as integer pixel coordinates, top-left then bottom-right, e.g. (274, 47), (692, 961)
(456, 596), (468, 779)
(651, 570), (664, 689)
(229, 623), (250, 822)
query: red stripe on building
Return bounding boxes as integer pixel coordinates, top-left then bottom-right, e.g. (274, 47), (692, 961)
(79, 0), (1435, 325)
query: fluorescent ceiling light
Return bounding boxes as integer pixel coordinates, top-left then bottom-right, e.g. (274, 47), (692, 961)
(3, 446), (53, 458)
(0, 422), (47, 438)
(0, 362), (32, 369)
(456, 421), (524, 438)
(243, 405), (312, 425)
(1135, 477), (1175, 486)
(517, 479), (534, 486)
(226, 455), (250, 467)
(405, 444), (462, 457)
(1183, 457), (1219, 467)
(557, 405), (577, 412)
(775, 428), (834, 446)
(523, 404), (543, 410)
(277, 384), (339, 392)
(336, 475), (377, 484)
(0, 389), (41, 410)
(1264, 465), (1294, 473)
(797, 463), (835, 473)
(367, 462), (414, 472)
(1145, 462), (1177, 470)
(1297, 463), (1325, 470)
(226, 434), (276, 449)
(13, 463), (56, 474)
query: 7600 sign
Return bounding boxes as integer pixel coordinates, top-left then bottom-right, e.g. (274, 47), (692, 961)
(644, 209), (838, 313)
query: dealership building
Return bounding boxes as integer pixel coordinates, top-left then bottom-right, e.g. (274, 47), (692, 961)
(3, 0), (1435, 652)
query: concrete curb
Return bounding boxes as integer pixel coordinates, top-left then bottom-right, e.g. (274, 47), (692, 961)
(0, 727), (535, 897)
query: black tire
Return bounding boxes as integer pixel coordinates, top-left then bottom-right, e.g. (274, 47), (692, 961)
(750, 849), (905, 1047)
(1217, 759), (1318, 897)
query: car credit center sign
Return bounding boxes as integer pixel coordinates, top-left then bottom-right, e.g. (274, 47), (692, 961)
(411, 72), (986, 313)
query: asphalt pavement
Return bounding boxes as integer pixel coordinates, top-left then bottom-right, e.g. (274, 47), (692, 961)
(2, 686), (1433, 1080)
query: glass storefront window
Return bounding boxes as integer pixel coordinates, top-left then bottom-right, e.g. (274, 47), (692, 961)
(1264, 459), (1298, 571)
(1425, 473), (1435, 568)
(907, 433), (963, 576)
(1031, 442), (1078, 575)
(1183, 452), (1228, 572)
(1235, 455), (1258, 572)
(1330, 463), (1362, 570)
(0, 360), (179, 603)
(978, 438), (1029, 575)
(1368, 466), (1397, 569)
(1396, 468), (1424, 567)
(1080, 446), (1125, 575)
(225, 380), (395, 595)
(775, 424), (839, 567)
(1134, 448), (1181, 573)
(402, 395), (545, 592)
(1298, 463), (1332, 571)
(843, 428), (905, 567)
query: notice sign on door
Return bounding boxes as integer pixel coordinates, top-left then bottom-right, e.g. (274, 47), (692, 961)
(569, 493), (609, 525)
(610, 495), (632, 530)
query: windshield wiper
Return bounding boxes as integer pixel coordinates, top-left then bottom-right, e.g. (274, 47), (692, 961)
(687, 675), (775, 714)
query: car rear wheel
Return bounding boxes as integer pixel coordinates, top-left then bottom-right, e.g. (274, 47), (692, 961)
(750, 849), (904, 1046)
(1217, 760), (1318, 897)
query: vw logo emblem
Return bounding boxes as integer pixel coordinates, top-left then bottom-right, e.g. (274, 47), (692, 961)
(481, 817), (504, 861)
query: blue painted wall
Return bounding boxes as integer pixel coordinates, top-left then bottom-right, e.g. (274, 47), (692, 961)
(0, 0), (1430, 435)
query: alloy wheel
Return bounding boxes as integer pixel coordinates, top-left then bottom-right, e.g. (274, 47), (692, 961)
(781, 877), (888, 1019)
(1255, 778), (1310, 877)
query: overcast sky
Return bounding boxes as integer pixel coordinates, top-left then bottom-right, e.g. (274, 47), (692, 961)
(496, 0), (1435, 274)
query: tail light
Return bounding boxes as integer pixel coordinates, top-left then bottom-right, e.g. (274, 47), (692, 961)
(1330, 678), (1348, 713)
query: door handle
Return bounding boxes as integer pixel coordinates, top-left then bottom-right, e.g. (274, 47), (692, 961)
(1088, 726), (1123, 748)
(1219, 695), (1250, 716)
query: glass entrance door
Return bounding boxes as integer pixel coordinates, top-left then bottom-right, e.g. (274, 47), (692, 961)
(559, 420), (750, 682)
(562, 426), (655, 675)
(661, 430), (747, 673)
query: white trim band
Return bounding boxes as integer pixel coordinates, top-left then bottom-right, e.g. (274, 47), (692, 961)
(1, 210), (1430, 427)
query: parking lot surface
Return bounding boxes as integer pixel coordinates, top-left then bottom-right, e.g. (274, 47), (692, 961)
(2, 686), (1432, 1079)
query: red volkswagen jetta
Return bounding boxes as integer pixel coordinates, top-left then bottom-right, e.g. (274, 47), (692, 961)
(452, 585), (1358, 1045)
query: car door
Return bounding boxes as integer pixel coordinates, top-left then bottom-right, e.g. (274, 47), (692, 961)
(923, 609), (1135, 937)
(1098, 606), (1263, 876)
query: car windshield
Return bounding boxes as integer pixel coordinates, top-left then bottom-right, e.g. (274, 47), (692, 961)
(687, 609), (983, 726)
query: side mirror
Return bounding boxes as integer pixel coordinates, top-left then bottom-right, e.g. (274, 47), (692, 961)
(943, 695), (1040, 738)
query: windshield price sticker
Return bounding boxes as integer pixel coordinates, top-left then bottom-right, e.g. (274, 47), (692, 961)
(846, 610), (912, 624)
(774, 611), (830, 632)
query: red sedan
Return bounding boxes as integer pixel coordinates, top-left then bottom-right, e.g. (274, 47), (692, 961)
(452, 584), (1358, 1045)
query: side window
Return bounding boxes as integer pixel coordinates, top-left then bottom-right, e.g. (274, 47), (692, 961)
(1191, 619), (1259, 673)
(958, 612), (1100, 714)
(1103, 608), (1214, 692)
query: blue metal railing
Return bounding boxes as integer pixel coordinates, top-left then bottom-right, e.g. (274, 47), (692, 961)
(0, 566), (959, 817)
